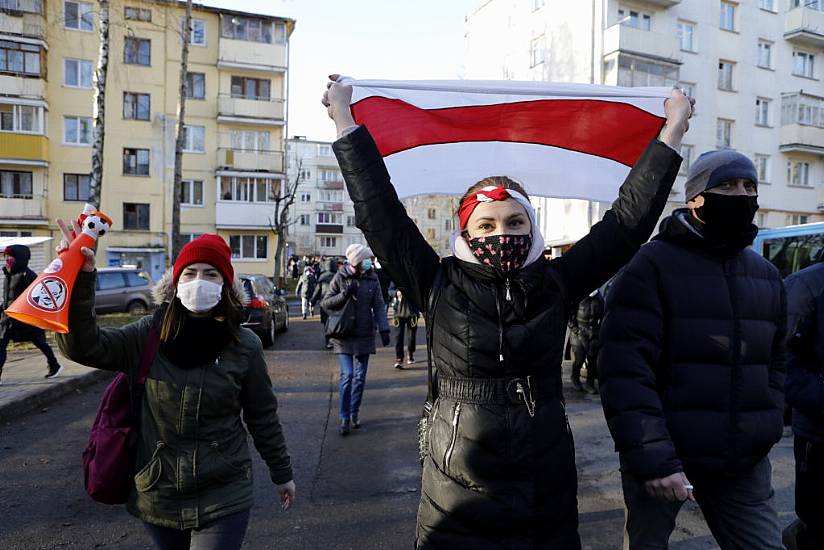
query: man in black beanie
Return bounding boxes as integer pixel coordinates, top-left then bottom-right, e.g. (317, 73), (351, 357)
(598, 150), (786, 549)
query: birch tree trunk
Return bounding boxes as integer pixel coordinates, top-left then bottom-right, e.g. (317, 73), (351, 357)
(89, 0), (109, 207)
(171, 0), (193, 262)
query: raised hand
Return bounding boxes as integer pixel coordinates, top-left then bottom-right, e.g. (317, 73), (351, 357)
(56, 218), (95, 273)
(659, 88), (695, 150)
(321, 74), (356, 135)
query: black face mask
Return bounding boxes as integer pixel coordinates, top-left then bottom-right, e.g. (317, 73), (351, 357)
(695, 193), (759, 248)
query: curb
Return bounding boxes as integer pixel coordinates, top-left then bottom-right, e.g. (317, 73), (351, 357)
(0, 368), (112, 424)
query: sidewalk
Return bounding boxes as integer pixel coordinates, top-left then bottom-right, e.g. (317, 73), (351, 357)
(0, 350), (110, 424)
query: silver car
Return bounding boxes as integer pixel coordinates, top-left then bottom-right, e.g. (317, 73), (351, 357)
(94, 268), (154, 314)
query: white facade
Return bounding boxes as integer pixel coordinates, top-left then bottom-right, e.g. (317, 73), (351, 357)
(465, 0), (824, 229)
(285, 138), (366, 257)
(401, 195), (459, 257)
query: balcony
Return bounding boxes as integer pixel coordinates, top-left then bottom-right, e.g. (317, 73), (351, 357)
(637, 0), (680, 6)
(316, 224), (343, 234)
(603, 23), (681, 64)
(217, 94), (285, 125)
(0, 74), (44, 98)
(785, 8), (824, 48)
(218, 148), (284, 173)
(780, 92), (824, 155)
(0, 0), (43, 17)
(215, 200), (275, 230)
(320, 180), (344, 190)
(218, 38), (287, 73)
(780, 124), (824, 155)
(318, 202), (344, 212)
(0, 133), (48, 164)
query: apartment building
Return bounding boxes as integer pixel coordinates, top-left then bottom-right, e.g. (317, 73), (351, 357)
(465, 0), (824, 231)
(285, 137), (366, 258)
(0, 0), (293, 281)
(400, 194), (458, 257)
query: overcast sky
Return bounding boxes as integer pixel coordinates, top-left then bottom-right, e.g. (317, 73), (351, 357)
(205, 0), (481, 141)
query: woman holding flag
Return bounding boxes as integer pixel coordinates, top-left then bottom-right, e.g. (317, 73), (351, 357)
(323, 76), (693, 548)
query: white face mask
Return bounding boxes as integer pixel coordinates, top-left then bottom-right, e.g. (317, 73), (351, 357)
(177, 279), (223, 313)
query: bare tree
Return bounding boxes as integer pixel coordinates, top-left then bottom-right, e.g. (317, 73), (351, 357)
(89, 0), (110, 206)
(169, 0), (193, 262)
(269, 159), (303, 285)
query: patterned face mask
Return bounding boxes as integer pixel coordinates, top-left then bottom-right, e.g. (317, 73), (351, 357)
(467, 234), (533, 273)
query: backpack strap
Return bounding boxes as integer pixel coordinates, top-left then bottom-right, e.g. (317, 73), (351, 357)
(424, 264), (446, 405)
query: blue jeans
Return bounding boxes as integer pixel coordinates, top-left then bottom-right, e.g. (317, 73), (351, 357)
(143, 510), (250, 550)
(338, 354), (370, 421)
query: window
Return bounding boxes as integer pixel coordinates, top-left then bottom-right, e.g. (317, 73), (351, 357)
(759, 0), (776, 11)
(757, 41), (773, 69)
(318, 189), (343, 202)
(678, 21), (696, 52)
(445, 218), (453, 231)
(299, 169), (311, 180)
(716, 118), (733, 148)
(317, 212), (343, 224)
(124, 6), (151, 21)
(65, 1), (93, 31)
(318, 144), (332, 156)
(346, 215), (356, 227)
(64, 58), (93, 88)
(318, 236), (337, 249)
(219, 176), (278, 202)
(0, 230), (33, 237)
(182, 125), (205, 153)
(754, 154), (770, 183)
(787, 161), (812, 187)
(123, 92), (150, 121)
(123, 148), (150, 176)
(617, 55), (679, 87)
(787, 214), (810, 226)
(230, 130), (270, 152)
(426, 228), (437, 240)
(185, 72), (205, 99)
(123, 203), (150, 230)
(319, 168), (340, 181)
(98, 272), (125, 290)
(529, 35), (545, 67)
(720, 1), (735, 31)
(180, 179), (203, 206)
(124, 37), (150, 66)
(427, 208), (437, 220)
(64, 116), (92, 145)
(0, 41), (42, 76)
(718, 60), (735, 91)
(0, 103), (43, 133)
(181, 17), (206, 46)
(299, 214), (310, 226)
(782, 92), (824, 127)
(230, 76), (270, 100)
(229, 235), (268, 259)
(618, 7), (651, 30)
(794, 51), (815, 78)
(755, 97), (772, 127)
(221, 16), (273, 43)
(0, 170), (32, 198)
(126, 272), (150, 287)
(63, 173), (91, 201)
(679, 144), (693, 175)
(300, 192), (311, 202)
(180, 233), (202, 244)
(677, 81), (696, 101)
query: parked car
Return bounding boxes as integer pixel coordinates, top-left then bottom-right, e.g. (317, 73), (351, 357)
(94, 267), (153, 314)
(239, 274), (289, 347)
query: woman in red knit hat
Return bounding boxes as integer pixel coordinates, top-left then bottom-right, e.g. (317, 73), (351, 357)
(55, 224), (295, 550)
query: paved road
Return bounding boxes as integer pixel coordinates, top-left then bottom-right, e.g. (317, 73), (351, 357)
(0, 312), (798, 549)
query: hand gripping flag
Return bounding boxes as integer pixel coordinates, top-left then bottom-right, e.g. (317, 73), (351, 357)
(342, 78), (671, 203)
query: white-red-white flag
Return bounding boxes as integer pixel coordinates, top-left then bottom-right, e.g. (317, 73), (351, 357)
(342, 78), (671, 203)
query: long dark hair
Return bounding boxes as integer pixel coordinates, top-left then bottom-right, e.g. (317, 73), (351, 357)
(159, 283), (243, 343)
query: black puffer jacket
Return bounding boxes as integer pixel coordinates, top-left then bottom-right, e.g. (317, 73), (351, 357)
(598, 211), (786, 481)
(321, 266), (389, 356)
(333, 126), (681, 549)
(1, 245), (45, 341)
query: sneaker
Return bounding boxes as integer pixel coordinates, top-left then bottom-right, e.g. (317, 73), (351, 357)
(394, 359), (404, 369)
(351, 416), (360, 429)
(45, 365), (63, 379)
(339, 419), (350, 436)
(406, 355), (415, 365)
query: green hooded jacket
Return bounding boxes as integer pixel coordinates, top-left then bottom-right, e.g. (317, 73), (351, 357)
(57, 270), (293, 529)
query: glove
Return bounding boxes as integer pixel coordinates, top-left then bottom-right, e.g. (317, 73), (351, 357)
(380, 330), (391, 347)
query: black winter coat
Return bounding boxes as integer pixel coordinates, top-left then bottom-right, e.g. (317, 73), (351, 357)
(1, 245), (45, 341)
(333, 125), (681, 549)
(321, 266), (389, 356)
(598, 211), (786, 482)
(568, 292), (604, 352)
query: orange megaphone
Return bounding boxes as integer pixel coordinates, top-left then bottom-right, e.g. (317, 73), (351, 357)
(5, 207), (113, 334)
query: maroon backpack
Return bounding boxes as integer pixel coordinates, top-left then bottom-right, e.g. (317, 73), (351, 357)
(82, 326), (160, 504)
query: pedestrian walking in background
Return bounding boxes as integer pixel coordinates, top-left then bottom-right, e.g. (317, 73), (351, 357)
(321, 244), (390, 436)
(598, 150), (785, 550)
(390, 283), (420, 369)
(567, 289), (604, 394)
(376, 261), (392, 313)
(295, 266), (317, 320)
(783, 253), (824, 550)
(312, 258), (338, 349)
(1, 244), (63, 384)
(323, 75), (692, 548)
(55, 228), (295, 550)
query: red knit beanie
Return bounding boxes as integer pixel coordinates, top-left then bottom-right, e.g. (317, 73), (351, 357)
(173, 234), (234, 284)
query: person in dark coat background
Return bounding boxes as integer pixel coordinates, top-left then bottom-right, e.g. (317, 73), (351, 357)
(294, 267), (317, 320)
(598, 150), (786, 550)
(390, 282), (420, 369)
(312, 258), (339, 350)
(323, 75), (693, 549)
(783, 253), (824, 549)
(1, 244), (63, 383)
(567, 289), (604, 394)
(321, 244), (390, 436)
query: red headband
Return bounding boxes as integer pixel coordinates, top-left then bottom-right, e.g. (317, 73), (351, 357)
(458, 186), (512, 230)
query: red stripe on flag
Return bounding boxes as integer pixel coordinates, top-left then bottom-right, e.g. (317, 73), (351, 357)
(351, 96), (665, 167)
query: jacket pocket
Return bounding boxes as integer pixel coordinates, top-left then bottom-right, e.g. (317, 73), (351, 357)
(210, 441), (251, 482)
(134, 442), (164, 492)
(442, 401), (462, 472)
